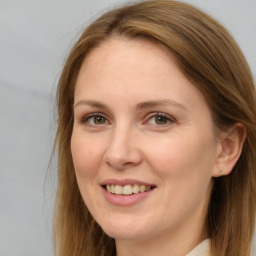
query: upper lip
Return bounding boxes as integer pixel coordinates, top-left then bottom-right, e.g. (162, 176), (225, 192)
(100, 178), (156, 187)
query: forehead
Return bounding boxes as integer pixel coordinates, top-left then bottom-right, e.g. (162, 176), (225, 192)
(79, 37), (176, 78)
(75, 38), (192, 97)
(75, 38), (210, 111)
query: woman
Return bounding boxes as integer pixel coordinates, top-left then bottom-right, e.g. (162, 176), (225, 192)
(53, 1), (256, 255)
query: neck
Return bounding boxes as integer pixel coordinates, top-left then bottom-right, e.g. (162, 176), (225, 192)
(115, 224), (208, 256)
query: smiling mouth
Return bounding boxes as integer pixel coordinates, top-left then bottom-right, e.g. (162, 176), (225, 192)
(103, 184), (155, 195)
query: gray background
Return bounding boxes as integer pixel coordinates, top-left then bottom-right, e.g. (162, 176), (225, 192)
(0, 0), (255, 255)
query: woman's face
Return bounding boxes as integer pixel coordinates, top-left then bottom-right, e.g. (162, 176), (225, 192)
(71, 38), (221, 243)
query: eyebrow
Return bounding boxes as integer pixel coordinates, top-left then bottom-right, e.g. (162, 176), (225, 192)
(136, 99), (187, 110)
(73, 99), (187, 111)
(73, 100), (107, 109)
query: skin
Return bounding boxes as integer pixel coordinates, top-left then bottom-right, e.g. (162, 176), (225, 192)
(71, 38), (243, 256)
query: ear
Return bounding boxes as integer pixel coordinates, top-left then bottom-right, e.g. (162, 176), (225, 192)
(212, 123), (246, 177)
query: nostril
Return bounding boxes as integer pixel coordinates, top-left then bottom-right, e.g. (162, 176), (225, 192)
(103, 144), (143, 170)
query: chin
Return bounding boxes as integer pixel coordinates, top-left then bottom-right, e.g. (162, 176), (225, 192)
(104, 228), (149, 241)
(98, 217), (150, 241)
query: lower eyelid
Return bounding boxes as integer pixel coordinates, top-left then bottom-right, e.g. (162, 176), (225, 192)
(147, 113), (175, 122)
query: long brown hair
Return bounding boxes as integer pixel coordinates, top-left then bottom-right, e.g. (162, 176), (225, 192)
(53, 1), (256, 255)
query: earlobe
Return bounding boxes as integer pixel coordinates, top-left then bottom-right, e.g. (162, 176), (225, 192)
(212, 123), (246, 178)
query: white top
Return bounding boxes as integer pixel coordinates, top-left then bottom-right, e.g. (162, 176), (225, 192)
(186, 239), (211, 256)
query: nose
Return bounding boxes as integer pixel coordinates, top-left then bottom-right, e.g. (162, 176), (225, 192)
(103, 126), (143, 170)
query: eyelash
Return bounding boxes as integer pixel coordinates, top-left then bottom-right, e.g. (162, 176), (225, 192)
(79, 112), (175, 127)
(80, 112), (109, 125)
(146, 112), (175, 126)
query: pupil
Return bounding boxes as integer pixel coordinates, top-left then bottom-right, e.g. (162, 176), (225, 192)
(156, 116), (167, 125)
(95, 116), (105, 124)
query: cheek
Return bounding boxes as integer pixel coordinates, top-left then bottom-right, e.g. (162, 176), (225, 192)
(144, 132), (216, 181)
(145, 133), (215, 217)
(71, 133), (103, 179)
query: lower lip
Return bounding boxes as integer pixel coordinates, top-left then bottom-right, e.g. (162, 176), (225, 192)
(102, 187), (154, 206)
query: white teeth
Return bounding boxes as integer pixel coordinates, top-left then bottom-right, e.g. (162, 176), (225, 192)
(139, 185), (145, 192)
(105, 184), (153, 195)
(123, 185), (133, 195)
(132, 184), (140, 193)
(115, 185), (123, 195)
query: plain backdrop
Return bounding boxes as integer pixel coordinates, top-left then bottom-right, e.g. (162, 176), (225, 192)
(0, 0), (255, 255)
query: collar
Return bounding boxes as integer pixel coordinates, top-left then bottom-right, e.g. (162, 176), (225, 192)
(185, 239), (211, 256)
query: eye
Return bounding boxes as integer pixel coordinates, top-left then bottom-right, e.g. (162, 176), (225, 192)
(92, 115), (106, 125)
(80, 113), (109, 126)
(147, 112), (175, 126)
